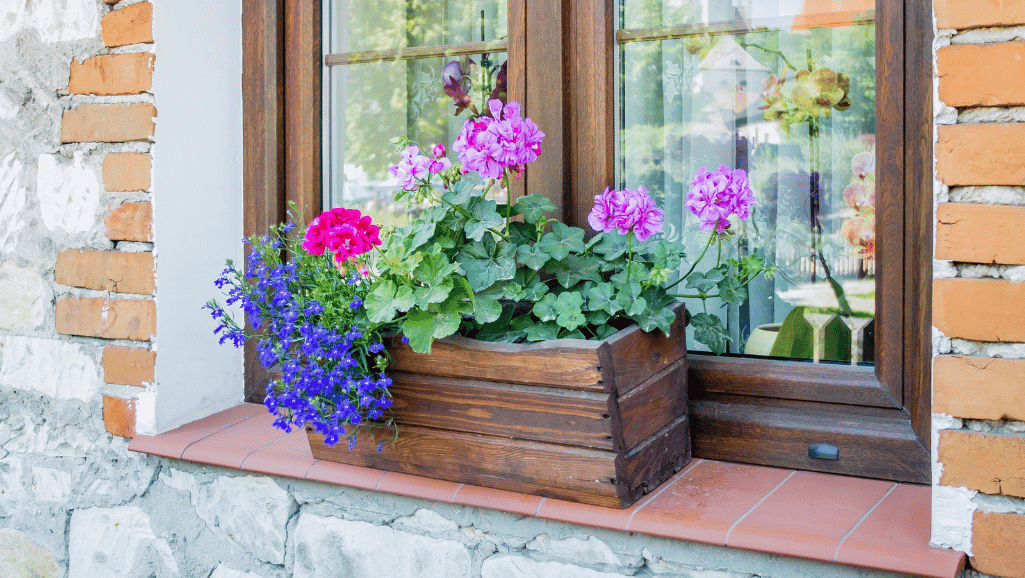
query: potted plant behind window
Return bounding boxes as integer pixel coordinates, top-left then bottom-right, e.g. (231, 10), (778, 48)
(207, 69), (771, 508)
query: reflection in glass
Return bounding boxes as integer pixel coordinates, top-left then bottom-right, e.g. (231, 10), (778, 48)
(617, 0), (876, 363)
(323, 0), (507, 226)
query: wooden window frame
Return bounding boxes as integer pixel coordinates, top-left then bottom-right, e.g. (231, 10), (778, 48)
(242, 0), (933, 483)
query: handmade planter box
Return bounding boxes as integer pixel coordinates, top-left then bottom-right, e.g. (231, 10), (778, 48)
(307, 304), (690, 508)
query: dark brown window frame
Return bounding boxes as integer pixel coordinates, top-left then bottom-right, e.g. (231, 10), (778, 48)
(242, 0), (932, 483)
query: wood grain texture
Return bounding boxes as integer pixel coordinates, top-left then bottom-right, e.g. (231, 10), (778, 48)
(616, 413), (691, 499)
(285, 0), (321, 223)
(387, 373), (615, 449)
(242, 0), (285, 402)
(309, 424), (622, 507)
(604, 302), (687, 395)
(387, 335), (603, 391)
(325, 40), (507, 65)
(690, 400), (929, 484)
(616, 358), (687, 450)
(525, 0), (565, 219)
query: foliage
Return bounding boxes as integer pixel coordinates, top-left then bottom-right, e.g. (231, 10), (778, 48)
(206, 218), (393, 449)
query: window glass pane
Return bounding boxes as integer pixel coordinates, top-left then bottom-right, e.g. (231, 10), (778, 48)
(323, 1), (507, 225)
(617, 0), (876, 364)
(326, 0), (507, 52)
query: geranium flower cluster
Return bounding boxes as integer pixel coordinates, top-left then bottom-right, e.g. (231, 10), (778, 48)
(452, 99), (544, 180)
(587, 186), (665, 242)
(388, 144), (452, 191)
(685, 165), (756, 234)
(302, 207), (382, 265)
(207, 220), (393, 448)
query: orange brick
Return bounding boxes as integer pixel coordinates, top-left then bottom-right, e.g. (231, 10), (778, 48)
(938, 43), (1025, 107)
(103, 395), (136, 438)
(102, 345), (155, 387)
(56, 296), (155, 341)
(934, 356), (1025, 421)
(935, 0), (1025, 30)
(972, 512), (1025, 578)
(68, 53), (154, 96)
(55, 250), (154, 294)
(103, 153), (151, 192)
(933, 278), (1025, 342)
(105, 202), (152, 242)
(937, 124), (1025, 187)
(61, 103), (156, 143)
(939, 430), (1025, 497)
(936, 203), (1025, 265)
(101, 2), (153, 47)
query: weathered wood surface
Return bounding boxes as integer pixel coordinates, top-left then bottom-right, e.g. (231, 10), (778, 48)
(387, 336), (604, 391)
(615, 358), (688, 450)
(309, 305), (691, 508)
(603, 302), (687, 395)
(308, 424), (623, 507)
(388, 373), (615, 450)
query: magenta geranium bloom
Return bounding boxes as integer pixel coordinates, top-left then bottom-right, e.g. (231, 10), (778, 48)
(685, 165), (755, 234)
(303, 208), (381, 265)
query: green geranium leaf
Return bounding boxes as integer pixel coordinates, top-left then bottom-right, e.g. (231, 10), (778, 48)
(409, 221), (436, 250)
(690, 312), (730, 354)
(473, 295), (502, 324)
(525, 321), (560, 342)
(516, 243), (550, 271)
(586, 309), (611, 326)
(555, 254), (604, 288)
(442, 179), (475, 205)
(456, 239), (516, 292)
(401, 310), (433, 353)
(717, 276), (747, 305)
(464, 198), (505, 242)
(507, 221), (538, 245)
(610, 262), (648, 286)
(474, 307), (526, 343)
(629, 304), (676, 335)
(552, 291), (585, 330)
(586, 282), (621, 316)
(594, 324), (620, 340)
(590, 232), (628, 261)
(512, 194), (557, 224)
(365, 280), (415, 323)
(533, 293), (559, 323)
(537, 222), (585, 261)
(413, 279), (453, 308)
(413, 252), (459, 286)
(685, 269), (725, 293)
(642, 239), (685, 270)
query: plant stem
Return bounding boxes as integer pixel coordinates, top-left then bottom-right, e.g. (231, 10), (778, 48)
(665, 229), (716, 291)
(626, 233), (634, 285)
(737, 39), (799, 72)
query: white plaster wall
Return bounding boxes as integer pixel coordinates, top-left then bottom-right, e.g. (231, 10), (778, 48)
(148, 0), (245, 433)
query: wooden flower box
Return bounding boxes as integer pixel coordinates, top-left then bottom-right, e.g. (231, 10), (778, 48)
(307, 304), (691, 508)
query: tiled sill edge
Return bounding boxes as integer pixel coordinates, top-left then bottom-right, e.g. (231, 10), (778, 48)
(128, 403), (965, 578)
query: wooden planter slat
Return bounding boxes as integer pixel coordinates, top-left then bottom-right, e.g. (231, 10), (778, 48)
(308, 303), (691, 508)
(388, 336), (605, 391)
(388, 373), (615, 450)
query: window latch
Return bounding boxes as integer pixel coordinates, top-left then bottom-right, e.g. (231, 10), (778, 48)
(808, 443), (840, 460)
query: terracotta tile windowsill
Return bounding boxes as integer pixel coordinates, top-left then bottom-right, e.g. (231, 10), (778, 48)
(128, 403), (965, 578)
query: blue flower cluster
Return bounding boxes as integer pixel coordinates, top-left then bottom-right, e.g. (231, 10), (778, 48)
(205, 224), (393, 448)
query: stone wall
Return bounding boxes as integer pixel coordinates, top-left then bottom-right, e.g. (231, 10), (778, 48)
(931, 1), (1025, 577)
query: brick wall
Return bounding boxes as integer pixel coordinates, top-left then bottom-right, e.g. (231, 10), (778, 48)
(933, 1), (1025, 576)
(56, 1), (156, 440)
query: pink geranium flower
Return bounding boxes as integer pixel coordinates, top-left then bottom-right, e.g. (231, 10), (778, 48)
(388, 146), (431, 191)
(588, 186), (664, 241)
(453, 99), (544, 180)
(685, 165), (755, 234)
(303, 207), (381, 265)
